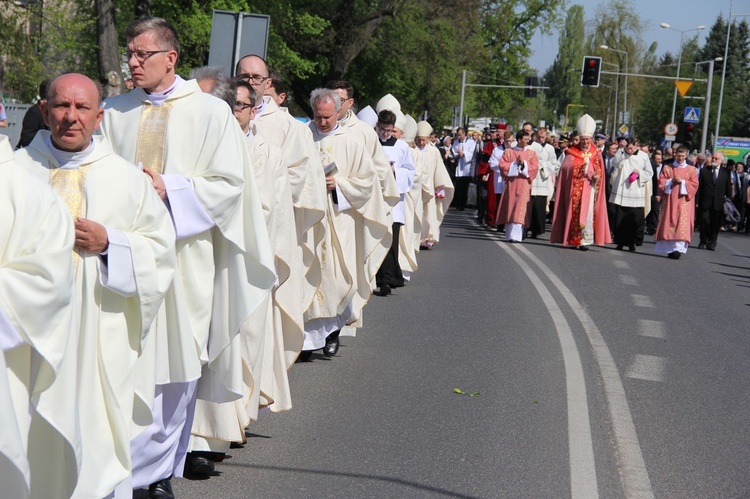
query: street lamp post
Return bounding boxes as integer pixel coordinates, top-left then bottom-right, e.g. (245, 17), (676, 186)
(714, 0), (750, 149)
(660, 23), (705, 125)
(600, 45), (628, 130)
(695, 58), (723, 154)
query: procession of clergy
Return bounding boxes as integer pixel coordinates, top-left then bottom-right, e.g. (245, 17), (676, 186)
(0, 16), (463, 499)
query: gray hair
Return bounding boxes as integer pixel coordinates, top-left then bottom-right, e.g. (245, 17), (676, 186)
(124, 17), (180, 56)
(309, 88), (341, 112)
(191, 66), (236, 110)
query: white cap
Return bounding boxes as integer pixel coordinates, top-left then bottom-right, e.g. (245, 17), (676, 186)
(402, 115), (418, 143)
(416, 121), (433, 138)
(576, 114), (596, 138)
(394, 110), (407, 132)
(376, 93), (401, 113)
(356, 105), (378, 128)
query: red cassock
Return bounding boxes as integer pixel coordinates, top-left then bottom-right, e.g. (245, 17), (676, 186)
(655, 164), (699, 243)
(478, 140), (498, 224)
(550, 144), (611, 246)
(496, 147), (539, 226)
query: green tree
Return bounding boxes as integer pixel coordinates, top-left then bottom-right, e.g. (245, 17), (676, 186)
(543, 4), (584, 127)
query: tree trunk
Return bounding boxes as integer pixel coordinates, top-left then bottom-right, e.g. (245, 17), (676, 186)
(96, 0), (124, 97)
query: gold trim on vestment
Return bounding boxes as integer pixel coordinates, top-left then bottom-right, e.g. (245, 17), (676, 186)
(49, 165), (91, 274)
(135, 103), (172, 174)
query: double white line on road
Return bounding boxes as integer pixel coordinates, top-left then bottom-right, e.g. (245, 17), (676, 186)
(495, 238), (654, 499)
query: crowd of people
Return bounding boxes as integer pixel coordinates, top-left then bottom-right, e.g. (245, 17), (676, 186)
(1, 16), (455, 499)
(433, 117), (746, 258)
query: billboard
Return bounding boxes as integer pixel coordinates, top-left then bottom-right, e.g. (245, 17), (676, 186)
(715, 137), (750, 164)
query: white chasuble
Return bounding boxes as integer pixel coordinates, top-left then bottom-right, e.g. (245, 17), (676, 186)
(1, 136), (78, 499)
(101, 81), (276, 407)
(15, 133), (177, 498)
(399, 146), (424, 274)
(304, 125), (390, 349)
(419, 143), (455, 244)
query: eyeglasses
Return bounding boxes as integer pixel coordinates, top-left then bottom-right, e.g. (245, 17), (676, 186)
(234, 102), (254, 112)
(236, 73), (268, 84)
(123, 50), (169, 63)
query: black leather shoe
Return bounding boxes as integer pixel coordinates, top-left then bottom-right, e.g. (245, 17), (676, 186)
(667, 251), (682, 260)
(616, 245), (624, 250)
(578, 245), (589, 251)
(149, 478), (174, 498)
(297, 350), (313, 362)
(323, 330), (340, 357)
(628, 244), (636, 252)
(184, 453), (215, 477)
(698, 243), (706, 249)
(375, 284), (391, 296)
(707, 245), (716, 251)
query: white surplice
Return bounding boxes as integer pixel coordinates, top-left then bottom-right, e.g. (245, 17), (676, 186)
(418, 143), (455, 243)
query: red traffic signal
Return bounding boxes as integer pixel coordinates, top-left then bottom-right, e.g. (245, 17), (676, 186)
(581, 56), (602, 87)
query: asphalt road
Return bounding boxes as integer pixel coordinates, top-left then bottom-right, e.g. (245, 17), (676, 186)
(174, 209), (750, 498)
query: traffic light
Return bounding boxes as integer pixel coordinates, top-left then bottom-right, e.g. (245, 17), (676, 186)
(685, 123), (695, 150)
(581, 56), (602, 87)
(524, 76), (539, 98)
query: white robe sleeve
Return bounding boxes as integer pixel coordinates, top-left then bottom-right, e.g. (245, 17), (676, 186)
(97, 227), (136, 297)
(395, 147), (416, 194)
(664, 179), (673, 195)
(680, 180), (688, 196)
(519, 161), (530, 178)
(163, 173), (216, 239)
(334, 184), (352, 211)
(0, 308), (23, 352)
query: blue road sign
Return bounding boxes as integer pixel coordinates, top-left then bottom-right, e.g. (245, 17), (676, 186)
(684, 107), (701, 124)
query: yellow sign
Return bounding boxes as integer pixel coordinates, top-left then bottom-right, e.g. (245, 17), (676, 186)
(675, 80), (693, 97)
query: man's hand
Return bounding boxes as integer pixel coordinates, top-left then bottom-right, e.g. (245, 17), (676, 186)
(75, 218), (109, 254)
(326, 175), (337, 191)
(143, 167), (167, 200)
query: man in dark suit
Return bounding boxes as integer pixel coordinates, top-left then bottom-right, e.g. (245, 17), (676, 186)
(15, 79), (51, 149)
(698, 151), (733, 250)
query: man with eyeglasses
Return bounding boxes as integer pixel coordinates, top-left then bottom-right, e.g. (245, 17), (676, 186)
(100, 17), (276, 497)
(236, 54), (327, 328)
(698, 151), (733, 250)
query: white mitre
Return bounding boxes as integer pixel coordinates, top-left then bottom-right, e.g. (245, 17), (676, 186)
(402, 115), (417, 143)
(394, 110), (406, 132)
(416, 121), (433, 138)
(576, 114), (596, 138)
(356, 105), (378, 128)
(377, 93), (401, 113)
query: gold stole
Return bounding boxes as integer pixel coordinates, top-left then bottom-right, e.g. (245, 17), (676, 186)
(135, 102), (172, 174)
(49, 165), (91, 274)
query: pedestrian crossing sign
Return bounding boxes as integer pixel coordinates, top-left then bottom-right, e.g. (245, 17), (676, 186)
(684, 107), (701, 124)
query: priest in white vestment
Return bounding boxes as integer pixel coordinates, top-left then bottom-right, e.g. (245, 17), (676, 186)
(416, 121), (454, 247)
(1, 135), (79, 499)
(100, 18), (275, 492)
(398, 115), (425, 278)
(302, 89), (390, 357)
(15, 73), (177, 498)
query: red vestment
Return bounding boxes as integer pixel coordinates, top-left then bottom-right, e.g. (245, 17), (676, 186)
(478, 140), (501, 225)
(550, 144), (611, 246)
(496, 147), (539, 226)
(655, 164), (699, 243)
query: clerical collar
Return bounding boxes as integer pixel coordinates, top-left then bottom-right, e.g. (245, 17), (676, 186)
(256, 97), (268, 117)
(315, 124), (338, 136)
(380, 136), (398, 147)
(246, 128), (254, 140)
(339, 110), (352, 125)
(674, 162), (688, 168)
(514, 145), (527, 152)
(46, 136), (96, 169)
(146, 75), (185, 106)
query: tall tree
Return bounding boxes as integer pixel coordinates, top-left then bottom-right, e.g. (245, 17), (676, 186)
(97, 0), (124, 96)
(543, 5), (584, 124)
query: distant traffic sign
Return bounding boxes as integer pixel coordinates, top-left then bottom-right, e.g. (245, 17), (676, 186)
(684, 107), (701, 124)
(664, 123), (678, 135)
(619, 125), (629, 135)
(675, 80), (693, 97)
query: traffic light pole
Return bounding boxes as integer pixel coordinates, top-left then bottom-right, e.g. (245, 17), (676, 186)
(700, 60), (715, 154)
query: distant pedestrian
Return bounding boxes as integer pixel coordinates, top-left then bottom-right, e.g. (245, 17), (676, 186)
(698, 151), (733, 250)
(16, 79), (51, 149)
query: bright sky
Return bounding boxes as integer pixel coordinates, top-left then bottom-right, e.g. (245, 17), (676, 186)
(528, 0), (738, 74)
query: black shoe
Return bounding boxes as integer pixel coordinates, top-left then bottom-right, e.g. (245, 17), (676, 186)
(323, 330), (340, 357)
(149, 478), (175, 498)
(375, 284), (391, 296)
(297, 350), (313, 362)
(184, 453), (215, 477)
(698, 243), (706, 249)
(667, 251), (682, 260)
(616, 245), (624, 251)
(628, 244), (636, 252)
(578, 245), (589, 251)
(707, 245), (716, 251)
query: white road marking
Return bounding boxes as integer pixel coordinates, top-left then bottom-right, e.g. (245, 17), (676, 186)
(495, 241), (599, 498)
(626, 355), (666, 382)
(632, 294), (655, 308)
(613, 260), (630, 269)
(514, 244), (655, 499)
(638, 320), (665, 339)
(619, 274), (638, 286)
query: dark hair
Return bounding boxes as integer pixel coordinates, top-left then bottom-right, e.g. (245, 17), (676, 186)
(522, 121), (534, 130)
(233, 78), (257, 106)
(269, 69), (286, 95)
(516, 130), (529, 141)
(626, 137), (638, 146)
(124, 17), (180, 57)
(325, 80), (354, 99)
(377, 110), (396, 126)
(39, 78), (52, 99)
(675, 146), (688, 155)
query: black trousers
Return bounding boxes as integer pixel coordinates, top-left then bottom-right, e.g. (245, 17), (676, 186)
(454, 177), (471, 210)
(614, 205), (645, 247)
(700, 208), (723, 248)
(377, 222), (404, 287)
(530, 195), (547, 236)
(645, 197), (661, 234)
(476, 181), (488, 221)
